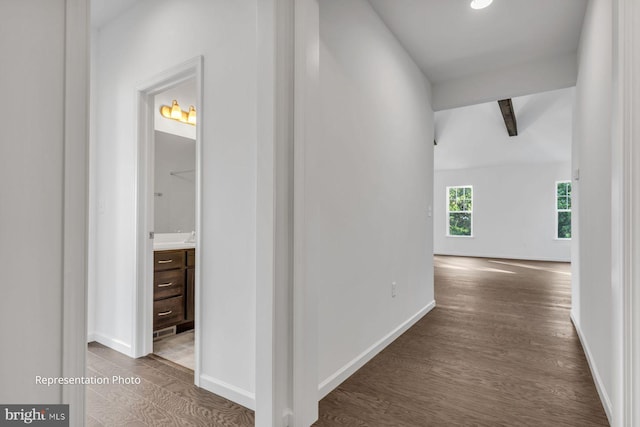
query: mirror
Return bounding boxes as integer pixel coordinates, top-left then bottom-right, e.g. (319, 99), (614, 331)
(154, 79), (196, 234)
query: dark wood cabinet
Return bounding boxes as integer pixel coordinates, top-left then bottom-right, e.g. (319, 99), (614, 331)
(153, 248), (195, 331)
(185, 267), (195, 322)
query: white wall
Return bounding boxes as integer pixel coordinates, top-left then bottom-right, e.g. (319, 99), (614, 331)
(0, 0), (66, 404)
(91, 0), (257, 406)
(154, 131), (196, 233)
(571, 0), (613, 419)
(432, 53), (578, 111)
(434, 163), (571, 261)
(315, 0), (435, 396)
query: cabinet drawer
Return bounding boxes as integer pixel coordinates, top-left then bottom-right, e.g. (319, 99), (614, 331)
(154, 269), (184, 300)
(154, 250), (185, 271)
(153, 296), (184, 330)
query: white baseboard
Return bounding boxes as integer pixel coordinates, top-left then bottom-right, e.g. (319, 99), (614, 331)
(91, 331), (133, 358)
(199, 374), (256, 411)
(87, 332), (96, 343)
(434, 252), (571, 263)
(570, 312), (612, 424)
(318, 300), (436, 399)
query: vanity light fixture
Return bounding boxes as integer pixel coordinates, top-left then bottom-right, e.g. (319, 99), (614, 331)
(187, 105), (196, 125)
(470, 0), (493, 9)
(160, 100), (196, 126)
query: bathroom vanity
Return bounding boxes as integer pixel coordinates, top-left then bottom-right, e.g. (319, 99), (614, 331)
(153, 247), (195, 332)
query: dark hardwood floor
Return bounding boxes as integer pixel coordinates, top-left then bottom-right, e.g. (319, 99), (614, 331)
(86, 342), (254, 426)
(88, 256), (609, 426)
(315, 256), (609, 426)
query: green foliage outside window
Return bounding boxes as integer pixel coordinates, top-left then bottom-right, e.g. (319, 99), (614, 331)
(557, 181), (572, 239)
(448, 186), (472, 236)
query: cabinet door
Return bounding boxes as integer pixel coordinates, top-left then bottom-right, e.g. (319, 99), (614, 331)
(186, 249), (195, 267)
(185, 268), (195, 322)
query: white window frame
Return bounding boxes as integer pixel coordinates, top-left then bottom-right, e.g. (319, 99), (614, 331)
(446, 185), (473, 237)
(555, 180), (572, 240)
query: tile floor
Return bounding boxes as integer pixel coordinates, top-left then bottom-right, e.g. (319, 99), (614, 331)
(153, 329), (194, 370)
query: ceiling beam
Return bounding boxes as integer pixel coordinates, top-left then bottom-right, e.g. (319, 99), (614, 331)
(497, 98), (518, 136)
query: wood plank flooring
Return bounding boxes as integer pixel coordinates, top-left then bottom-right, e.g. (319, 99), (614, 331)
(86, 342), (254, 426)
(314, 256), (609, 426)
(88, 256), (608, 426)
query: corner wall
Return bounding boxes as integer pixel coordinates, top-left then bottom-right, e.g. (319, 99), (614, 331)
(91, 0), (257, 406)
(315, 0), (435, 396)
(571, 0), (613, 419)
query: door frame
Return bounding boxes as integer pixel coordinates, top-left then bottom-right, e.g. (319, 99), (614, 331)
(292, 0), (320, 425)
(62, 0), (89, 425)
(612, 0), (639, 425)
(133, 56), (203, 385)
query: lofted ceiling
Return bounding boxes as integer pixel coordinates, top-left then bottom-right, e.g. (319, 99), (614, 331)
(434, 87), (574, 170)
(368, 0), (588, 85)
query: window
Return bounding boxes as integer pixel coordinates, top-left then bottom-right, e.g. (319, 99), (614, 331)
(556, 181), (572, 239)
(447, 186), (472, 236)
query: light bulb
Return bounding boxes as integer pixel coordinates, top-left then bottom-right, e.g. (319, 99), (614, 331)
(187, 106), (196, 126)
(170, 100), (182, 120)
(470, 0), (493, 9)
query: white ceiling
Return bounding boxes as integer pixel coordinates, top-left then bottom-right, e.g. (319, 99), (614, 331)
(92, 0), (585, 112)
(368, 0), (587, 85)
(434, 87), (574, 170)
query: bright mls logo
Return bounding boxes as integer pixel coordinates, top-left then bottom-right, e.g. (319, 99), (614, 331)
(0, 405), (68, 426)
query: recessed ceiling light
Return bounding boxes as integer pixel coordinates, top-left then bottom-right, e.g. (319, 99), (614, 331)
(470, 0), (493, 10)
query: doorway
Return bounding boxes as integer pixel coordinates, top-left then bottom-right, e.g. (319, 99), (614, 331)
(150, 77), (197, 370)
(134, 57), (203, 382)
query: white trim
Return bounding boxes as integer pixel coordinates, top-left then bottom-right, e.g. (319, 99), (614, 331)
(256, 0), (277, 424)
(612, 1), (638, 425)
(199, 374), (256, 411)
(433, 252), (571, 263)
(256, 0), (295, 426)
(61, 1), (89, 426)
(570, 312), (613, 423)
(317, 301), (436, 399)
(91, 332), (133, 357)
(133, 57), (203, 389)
(293, 0), (320, 425)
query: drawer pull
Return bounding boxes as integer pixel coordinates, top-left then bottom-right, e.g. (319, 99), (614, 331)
(158, 282), (173, 288)
(158, 310), (173, 316)
(157, 260), (173, 264)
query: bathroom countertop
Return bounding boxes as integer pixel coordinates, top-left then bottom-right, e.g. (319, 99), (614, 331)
(153, 232), (196, 251)
(153, 241), (196, 251)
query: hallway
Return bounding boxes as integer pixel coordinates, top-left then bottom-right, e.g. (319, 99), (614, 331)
(315, 256), (608, 426)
